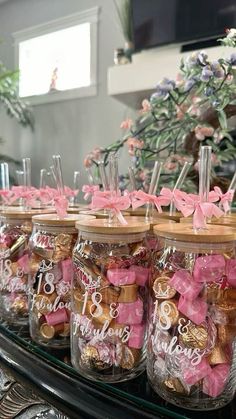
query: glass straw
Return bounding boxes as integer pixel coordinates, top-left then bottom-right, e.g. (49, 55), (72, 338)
(16, 170), (24, 186)
(40, 169), (47, 189)
(0, 163), (9, 209)
(98, 161), (109, 190)
(52, 155), (64, 195)
(227, 170), (236, 213)
(199, 146), (211, 203)
(50, 165), (57, 186)
(128, 166), (136, 191)
(86, 167), (95, 186)
(145, 161), (162, 223)
(22, 158), (31, 210)
(169, 161), (191, 215)
(108, 154), (119, 225)
(1, 163), (9, 191)
(72, 171), (80, 206)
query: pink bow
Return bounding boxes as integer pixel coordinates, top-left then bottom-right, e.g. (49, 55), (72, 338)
(53, 194), (68, 218)
(11, 186), (39, 207)
(159, 187), (188, 210)
(132, 190), (170, 213)
(178, 193), (224, 229)
(0, 190), (14, 205)
(82, 184), (99, 200)
(64, 186), (79, 198)
(90, 192), (130, 224)
(213, 186), (234, 213)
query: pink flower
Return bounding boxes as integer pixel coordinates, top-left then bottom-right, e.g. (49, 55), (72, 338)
(83, 155), (93, 168)
(211, 153), (220, 166)
(164, 161), (177, 170)
(195, 125), (214, 140)
(120, 118), (133, 130)
(126, 137), (144, 156)
(92, 147), (101, 159)
(141, 99), (151, 112)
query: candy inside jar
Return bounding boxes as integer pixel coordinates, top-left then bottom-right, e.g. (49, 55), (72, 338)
(147, 223), (236, 411)
(0, 209), (54, 325)
(28, 214), (94, 348)
(71, 218), (151, 382)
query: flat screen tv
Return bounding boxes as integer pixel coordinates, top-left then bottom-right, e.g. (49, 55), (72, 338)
(131, 0), (236, 51)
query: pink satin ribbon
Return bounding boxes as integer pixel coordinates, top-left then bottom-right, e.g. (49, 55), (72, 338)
(159, 187), (187, 210)
(53, 194), (68, 218)
(178, 193), (224, 229)
(132, 190), (170, 212)
(90, 192), (130, 224)
(82, 184), (99, 200)
(213, 186), (234, 213)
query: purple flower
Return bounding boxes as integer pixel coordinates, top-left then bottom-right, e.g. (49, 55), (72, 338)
(201, 66), (213, 81)
(204, 86), (214, 96)
(211, 60), (224, 78)
(197, 51), (208, 65)
(183, 78), (195, 92)
(153, 78), (175, 99)
(228, 53), (236, 65)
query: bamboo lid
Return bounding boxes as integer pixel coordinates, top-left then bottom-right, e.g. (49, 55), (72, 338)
(79, 210), (130, 219)
(32, 213), (95, 226)
(76, 217), (150, 234)
(0, 208), (55, 219)
(153, 223), (235, 243)
(209, 216), (236, 227)
(128, 208), (181, 222)
(129, 216), (176, 230)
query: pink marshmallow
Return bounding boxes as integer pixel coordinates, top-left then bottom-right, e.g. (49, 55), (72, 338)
(225, 259), (236, 287)
(203, 364), (230, 397)
(18, 254), (30, 274)
(169, 270), (203, 300)
(128, 323), (145, 348)
(129, 265), (150, 286)
(117, 298), (143, 324)
(61, 258), (73, 284)
(178, 295), (208, 325)
(45, 307), (68, 325)
(183, 358), (211, 386)
(193, 255), (225, 283)
(107, 269), (136, 286)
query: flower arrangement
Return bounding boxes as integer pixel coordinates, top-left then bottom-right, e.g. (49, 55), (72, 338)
(84, 29), (236, 195)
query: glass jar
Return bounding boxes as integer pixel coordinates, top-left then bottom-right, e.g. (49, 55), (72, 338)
(0, 209), (54, 325)
(71, 218), (150, 382)
(147, 223), (236, 410)
(28, 214), (94, 348)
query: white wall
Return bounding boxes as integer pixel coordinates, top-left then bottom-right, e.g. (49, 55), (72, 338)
(0, 0), (132, 187)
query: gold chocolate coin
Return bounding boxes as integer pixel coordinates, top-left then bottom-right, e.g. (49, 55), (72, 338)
(153, 277), (176, 299)
(179, 323), (208, 350)
(40, 323), (55, 339)
(158, 300), (179, 327)
(164, 378), (188, 395)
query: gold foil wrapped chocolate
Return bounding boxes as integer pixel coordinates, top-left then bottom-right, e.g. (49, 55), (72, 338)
(93, 303), (113, 328)
(218, 324), (236, 345)
(179, 323), (208, 350)
(81, 346), (106, 370)
(153, 276), (176, 299)
(100, 286), (120, 304)
(53, 233), (73, 262)
(158, 300), (179, 328)
(40, 322), (70, 339)
(33, 292), (57, 315)
(208, 344), (230, 365)
(120, 346), (141, 369)
(164, 378), (189, 395)
(118, 284), (138, 303)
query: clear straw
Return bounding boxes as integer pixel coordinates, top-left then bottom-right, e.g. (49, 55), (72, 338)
(0, 163), (9, 190)
(40, 169), (47, 189)
(52, 155), (64, 195)
(50, 165), (57, 186)
(128, 166), (136, 191)
(86, 167), (95, 185)
(16, 170), (24, 186)
(145, 161), (162, 222)
(199, 146), (211, 203)
(22, 158), (31, 210)
(169, 161), (191, 215)
(22, 158), (31, 190)
(227, 170), (236, 213)
(108, 154), (119, 225)
(72, 171), (80, 206)
(98, 161), (109, 190)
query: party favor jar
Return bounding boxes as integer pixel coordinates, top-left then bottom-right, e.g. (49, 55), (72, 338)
(148, 223), (236, 410)
(71, 218), (150, 382)
(29, 214), (94, 348)
(0, 209), (47, 325)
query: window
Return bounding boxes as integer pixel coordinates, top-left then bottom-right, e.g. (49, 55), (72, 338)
(13, 7), (99, 104)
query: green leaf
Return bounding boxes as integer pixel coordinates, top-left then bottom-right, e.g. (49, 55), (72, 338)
(218, 110), (227, 130)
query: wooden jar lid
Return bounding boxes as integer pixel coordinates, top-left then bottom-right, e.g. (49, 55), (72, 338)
(129, 208), (181, 222)
(79, 209), (130, 219)
(129, 216), (176, 230)
(76, 217), (150, 234)
(32, 213), (95, 226)
(0, 208), (55, 219)
(154, 223), (235, 243)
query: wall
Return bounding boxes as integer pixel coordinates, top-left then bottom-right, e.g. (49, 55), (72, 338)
(0, 0), (132, 187)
